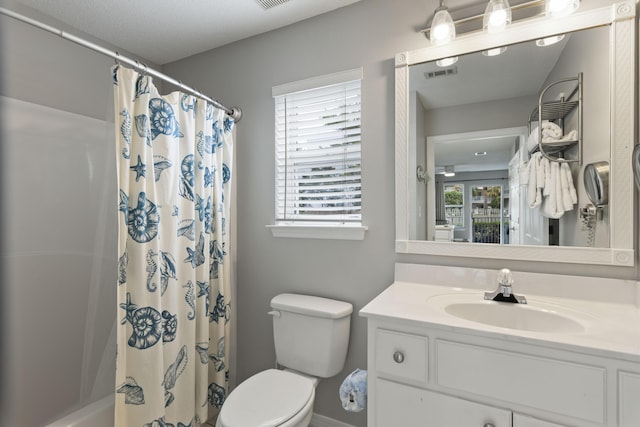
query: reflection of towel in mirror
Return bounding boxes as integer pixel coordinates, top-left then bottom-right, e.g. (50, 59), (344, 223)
(542, 160), (578, 219)
(523, 153), (577, 218)
(522, 152), (543, 208)
(561, 162), (578, 209)
(527, 122), (577, 152)
(339, 368), (367, 412)
(542, 161), (563, 218)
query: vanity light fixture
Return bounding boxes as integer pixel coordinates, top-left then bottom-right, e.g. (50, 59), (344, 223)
(444, 166), (456, 177)
(545, 0), (580, 18)
(483, 0), (512, 34)
(535, 34), (565, 46)
(429, 0), (456, 46)
(420, 0), (580, 42)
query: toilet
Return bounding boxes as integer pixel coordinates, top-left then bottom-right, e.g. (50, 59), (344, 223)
(216, 293), (353, 427)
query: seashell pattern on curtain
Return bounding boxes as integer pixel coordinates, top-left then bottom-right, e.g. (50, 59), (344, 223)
(113, 65), (234, 426)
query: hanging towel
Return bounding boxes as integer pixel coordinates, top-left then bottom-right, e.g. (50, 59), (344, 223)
(525, 152), (543, 208)
(540, 156), (551, 197)
(339, 368), (367, 412)
(561, 162), (578, 210)
(541, 160), (578, 219)
(542, 162), (561, 219)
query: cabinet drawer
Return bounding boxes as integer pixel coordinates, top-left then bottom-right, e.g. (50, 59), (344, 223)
(436, 340), (605, 424)
(375, 329), (427, 385)
(376, 378), (512, 427)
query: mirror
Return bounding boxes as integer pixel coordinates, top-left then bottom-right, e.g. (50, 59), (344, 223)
(395, 1), (635, 265)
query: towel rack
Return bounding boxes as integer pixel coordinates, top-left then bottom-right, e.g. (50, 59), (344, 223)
(528, 73), (583, 165)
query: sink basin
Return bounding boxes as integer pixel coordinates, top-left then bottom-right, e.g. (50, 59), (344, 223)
(428, 293), (587, 334)
(444, 302), (584, 333)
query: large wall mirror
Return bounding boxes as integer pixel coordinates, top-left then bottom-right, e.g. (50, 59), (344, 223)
(395, 0), (636, 266)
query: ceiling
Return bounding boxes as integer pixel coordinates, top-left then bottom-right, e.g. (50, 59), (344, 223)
(14, 0), (361, 64)
(409, 36), (569, 111)
(409, 33), (571, 173)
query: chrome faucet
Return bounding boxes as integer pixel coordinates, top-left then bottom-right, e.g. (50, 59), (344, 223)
(484, 268), (527, 304)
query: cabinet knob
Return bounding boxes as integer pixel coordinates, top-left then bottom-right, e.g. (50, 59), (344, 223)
(393, 351), (405, 363)
(483, 424), (495, 427)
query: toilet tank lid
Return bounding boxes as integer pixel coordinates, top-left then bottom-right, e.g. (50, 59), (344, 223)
(271, 293), (353, 319)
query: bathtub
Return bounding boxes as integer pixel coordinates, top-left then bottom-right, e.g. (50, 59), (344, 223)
(46, 394), (114, 427)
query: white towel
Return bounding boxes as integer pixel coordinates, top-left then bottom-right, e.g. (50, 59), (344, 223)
(561, 163), (578, 210)
(527, 121), (562, 151)
(339, 369), (367, 412)
(540, 160), (578, 219)
(526, 152), (543, 208)
(541, 121), (563, 139)
(541, 156), (551, 197)
(527, 122), (577, 152)
(542, 161), (561, 219)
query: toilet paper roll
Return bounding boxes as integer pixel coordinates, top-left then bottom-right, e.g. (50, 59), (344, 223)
(339, 368), (367, 412)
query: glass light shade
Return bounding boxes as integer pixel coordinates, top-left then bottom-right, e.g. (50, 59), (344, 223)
(430, 6), (456, 45)
(535, 34), (565, 46)
(545, 0), (580, 18)
(483, 0), (512, 34)
(436, 56), (458, 67)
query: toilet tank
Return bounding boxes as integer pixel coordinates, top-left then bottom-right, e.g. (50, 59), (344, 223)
(270, 293), (353, 378)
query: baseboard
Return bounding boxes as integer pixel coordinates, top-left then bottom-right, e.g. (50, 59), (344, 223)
(309, 412), (357, 427)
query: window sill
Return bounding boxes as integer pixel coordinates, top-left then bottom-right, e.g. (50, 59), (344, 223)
(266, 223), (368, 240)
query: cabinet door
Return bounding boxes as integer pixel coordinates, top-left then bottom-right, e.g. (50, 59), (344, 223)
(513, 413), (568, 427)
(376, 378), (511, 427)
(619, 371), (640, 427)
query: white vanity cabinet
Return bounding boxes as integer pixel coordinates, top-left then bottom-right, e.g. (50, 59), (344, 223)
(361, 264), (640, 426)
(364, 319), (640, 427)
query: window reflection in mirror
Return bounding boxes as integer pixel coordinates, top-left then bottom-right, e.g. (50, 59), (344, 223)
(409, 25), (610, 248)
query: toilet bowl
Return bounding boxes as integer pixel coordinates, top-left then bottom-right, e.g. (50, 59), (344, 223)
(216, 369), (317, 427)
(216, 293), (353, 427)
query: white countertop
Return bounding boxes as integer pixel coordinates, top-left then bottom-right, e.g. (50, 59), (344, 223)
(360, 264), (640, 363)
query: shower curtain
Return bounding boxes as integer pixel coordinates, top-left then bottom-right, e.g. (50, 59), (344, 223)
(113, 65), (234, 426)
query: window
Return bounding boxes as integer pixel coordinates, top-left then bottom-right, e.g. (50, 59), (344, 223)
(268, 69), (366, 240)
(444, 183), (464, 227)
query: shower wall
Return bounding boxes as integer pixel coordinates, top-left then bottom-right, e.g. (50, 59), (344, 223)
(1, 96), (117, 427)
(0, 3), (160, 425)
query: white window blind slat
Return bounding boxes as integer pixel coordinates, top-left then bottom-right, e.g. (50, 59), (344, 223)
(274, 72), (362, 223)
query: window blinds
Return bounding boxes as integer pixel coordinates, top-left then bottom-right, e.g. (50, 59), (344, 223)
(274, 76), (362, 223)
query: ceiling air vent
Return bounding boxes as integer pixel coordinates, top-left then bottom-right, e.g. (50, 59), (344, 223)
(256, 0), (291, 10)
(424, 66), (458, 79)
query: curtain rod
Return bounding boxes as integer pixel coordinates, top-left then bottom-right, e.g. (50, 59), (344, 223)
(0, 7), (242, 122)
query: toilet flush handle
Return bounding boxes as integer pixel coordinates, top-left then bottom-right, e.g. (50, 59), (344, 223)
(268, 310), (281, 318)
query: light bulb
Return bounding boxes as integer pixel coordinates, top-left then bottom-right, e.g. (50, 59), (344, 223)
(545, 0), (580, 18)
(430, 4), (456, 46)
(432, 23), (452, 42)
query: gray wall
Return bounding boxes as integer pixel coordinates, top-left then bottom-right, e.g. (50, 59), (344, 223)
(163, 1), (639, 425)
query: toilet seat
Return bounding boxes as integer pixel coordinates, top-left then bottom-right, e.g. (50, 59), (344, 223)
(217, 369), (315, 427)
